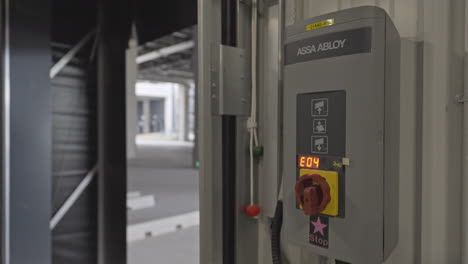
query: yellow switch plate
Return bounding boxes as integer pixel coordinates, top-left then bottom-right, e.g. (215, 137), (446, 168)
(299, 169), (339, 216)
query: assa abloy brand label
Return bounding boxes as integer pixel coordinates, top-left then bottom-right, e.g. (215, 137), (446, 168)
(285, 27), (372, 65)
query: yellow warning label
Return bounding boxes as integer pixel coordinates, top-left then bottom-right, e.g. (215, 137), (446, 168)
(306, 19), (335, 31)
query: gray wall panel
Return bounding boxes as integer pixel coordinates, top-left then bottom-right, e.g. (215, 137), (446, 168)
(51, 45), (97, 264)
(8, 0), (52, 263)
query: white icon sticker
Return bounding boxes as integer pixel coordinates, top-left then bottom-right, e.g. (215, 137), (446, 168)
(311, 136), (328, 154)
(313, 119), (327, 134)
(311, 98), (329, 117)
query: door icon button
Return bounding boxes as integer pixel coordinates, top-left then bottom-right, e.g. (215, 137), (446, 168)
(311, 98), (328, 116)
(311, 136), (328, 154)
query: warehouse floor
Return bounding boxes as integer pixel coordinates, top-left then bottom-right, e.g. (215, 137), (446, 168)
(128, 226), (199, 264)
(127, 140), (199, 264)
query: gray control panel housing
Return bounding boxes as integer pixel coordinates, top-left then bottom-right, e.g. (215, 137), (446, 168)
(282, 7), (400, 263)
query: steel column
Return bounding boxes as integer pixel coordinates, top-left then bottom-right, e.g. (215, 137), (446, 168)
(97, 0), (131, 263)
(5, 0), (52, 263)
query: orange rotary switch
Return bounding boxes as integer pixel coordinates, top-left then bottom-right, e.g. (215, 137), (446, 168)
(295, 174), (331, 216)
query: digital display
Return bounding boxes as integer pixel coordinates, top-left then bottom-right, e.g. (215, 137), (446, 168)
(297, 155), (320, 169)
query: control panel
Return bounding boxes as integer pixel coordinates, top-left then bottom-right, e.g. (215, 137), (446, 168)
(282, 7), (400, 263)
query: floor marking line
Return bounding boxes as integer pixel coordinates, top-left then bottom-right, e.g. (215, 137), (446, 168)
(127, 194), (156, 211)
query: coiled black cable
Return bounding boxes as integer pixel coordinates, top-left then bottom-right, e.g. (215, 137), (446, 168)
(271, 200), (283, 264)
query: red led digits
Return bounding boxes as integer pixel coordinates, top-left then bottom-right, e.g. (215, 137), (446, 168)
(313, 157), (320, 168)
(299, 156), (306, 167)
(297, 155), (320, 169)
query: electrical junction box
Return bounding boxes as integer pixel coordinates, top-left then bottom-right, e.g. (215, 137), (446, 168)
(282, 6), (400, 264)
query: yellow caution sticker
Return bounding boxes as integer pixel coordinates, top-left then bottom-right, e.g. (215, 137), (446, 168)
(306, 19), (335, 31)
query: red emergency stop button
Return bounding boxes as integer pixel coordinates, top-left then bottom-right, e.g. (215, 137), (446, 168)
(295, 174), (331, 216)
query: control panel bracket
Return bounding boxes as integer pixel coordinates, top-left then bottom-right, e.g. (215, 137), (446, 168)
(212, 45), (250, 116)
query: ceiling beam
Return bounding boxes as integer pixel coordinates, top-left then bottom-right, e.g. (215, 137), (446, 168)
(136, 40), (195, 64)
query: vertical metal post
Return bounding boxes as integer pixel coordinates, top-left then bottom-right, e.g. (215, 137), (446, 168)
(126, 34), (138, 159)
(222, 117), (236, 264)
(143, 99), (150, 133)
(97, 0), (131, 263)
(198, 0), (224, 262)
(1, 0), (10, 262)
(221, 1), (238, 264)
(4, 0), (52, 263)
(462, 1), (468, 262)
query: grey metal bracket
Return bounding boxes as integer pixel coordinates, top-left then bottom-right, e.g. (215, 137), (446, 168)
(212, 45), (250, 116)
(455, 94), (467, 103)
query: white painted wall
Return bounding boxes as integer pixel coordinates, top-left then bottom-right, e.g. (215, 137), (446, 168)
(135, 81), (193, 141)
(136, 81), (175, 98)
(136, 81), (177, 137)
(177, 83), (187, 141)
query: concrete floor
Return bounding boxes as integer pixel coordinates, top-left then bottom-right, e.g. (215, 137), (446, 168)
(128, 140), (194, 168)
(127, 167), (198, 225)
(127, 140), (199, 264)
(128, 226), (199, 264)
